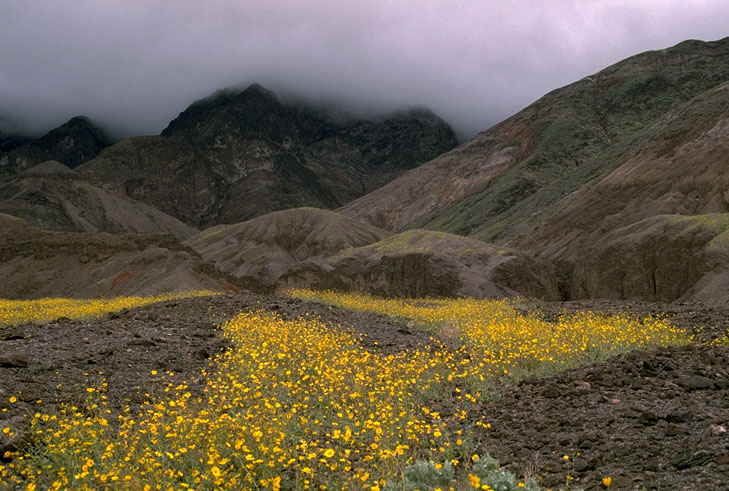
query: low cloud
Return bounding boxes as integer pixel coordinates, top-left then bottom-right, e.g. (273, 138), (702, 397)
(1, 1), (728, 141)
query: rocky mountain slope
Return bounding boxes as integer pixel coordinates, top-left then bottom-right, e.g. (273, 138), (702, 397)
(0, 161), (196, 240)
(0, 214), (239, 299)
(187, 207), (390, 289)
(570, 214), (729, 304)
(278, 228), (558, 299)
(186, 207), (558, 299)
(341, 38), (729, 238)
(79, 84), (457, 227)
(0, 116), (110, 175)
(341, 37), (729, 304)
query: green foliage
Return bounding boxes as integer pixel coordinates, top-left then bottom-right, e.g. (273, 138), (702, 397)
(470, 453), (540, 491)
(388, 454), (541, 491)
(398, 460), (455, 491)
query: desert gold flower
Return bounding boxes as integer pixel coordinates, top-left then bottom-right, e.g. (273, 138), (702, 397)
(0, 290), (692, 491)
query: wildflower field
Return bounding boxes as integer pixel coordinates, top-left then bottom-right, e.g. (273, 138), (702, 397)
(0, 289), (692, 490)
(0, 290), (221, 329)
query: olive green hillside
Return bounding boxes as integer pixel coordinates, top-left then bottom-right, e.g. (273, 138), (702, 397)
(340, 36), (729, 304)
(340, 37), (729, 244)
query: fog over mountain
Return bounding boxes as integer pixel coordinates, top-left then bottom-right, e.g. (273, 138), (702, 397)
(2, 1), (729, 141)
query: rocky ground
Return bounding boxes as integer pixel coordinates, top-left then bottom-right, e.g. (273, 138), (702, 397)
(2, 293), (729, 489)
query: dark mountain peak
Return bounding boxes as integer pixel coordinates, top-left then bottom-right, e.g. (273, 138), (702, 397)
(1, 115), (110, 174)
(393, 107), (441, 123)
(161, 83), (332, 144)
(38, 116), (109, 145)
(80, 82), (458, 227)
(34, 115), (111, 168)
(0, 134), (29, 153)
(239, 83), (279, 101)
(178, 84), (281, 114)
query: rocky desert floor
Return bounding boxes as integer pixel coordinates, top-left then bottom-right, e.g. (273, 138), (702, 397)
(1, 293), (729, 490)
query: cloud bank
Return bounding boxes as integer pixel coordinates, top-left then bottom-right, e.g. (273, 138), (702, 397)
(1, 0), (728, 140)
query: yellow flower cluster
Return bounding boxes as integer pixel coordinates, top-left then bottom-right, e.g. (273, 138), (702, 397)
(0, 289), (692, 490)
(2, 311), (477, 489)
(286, 289), (690, 381)
(0, 290), (221, 328)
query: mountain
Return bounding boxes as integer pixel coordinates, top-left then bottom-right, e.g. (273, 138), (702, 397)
(341, 37), (729, 303)
(278, 228), (558, 299)
(187, 207), (390, 289)
(5, 39), (729, 304)
(341, 38), (729, 238)
(0, 161), (196, 240)
(79, 84), (457, 227)
(0, 214), (240, 299)
(186, 207), (557, 299)
(0, 116), (110, 175)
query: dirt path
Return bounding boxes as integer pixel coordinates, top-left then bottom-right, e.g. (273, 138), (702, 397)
(2, 293), (729, 489)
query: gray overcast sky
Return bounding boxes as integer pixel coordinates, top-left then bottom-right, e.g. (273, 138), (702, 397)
(1, 1), (728, 140)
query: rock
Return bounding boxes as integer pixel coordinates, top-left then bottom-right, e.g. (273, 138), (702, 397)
(611, 475), (633, 487)
(543, 384), (561, 399)
(671, 451), (715, 470)
(0, 353), (29, 367)
(666, 410), (693, 423)
(715, 453), (729, 465)
(638, 411), (659, 426)
(664, 423), (680, 437)
(0, 330), (24, 341)
(709, 424), (726, 436)
(684, 375), (715, 390)
(573, 458), (589, 472)
(715, 378), (729, 389)
(612, 445), (631, 457)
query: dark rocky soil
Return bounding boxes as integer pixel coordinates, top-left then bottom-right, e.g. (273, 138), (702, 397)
(481, 343), (729, 490)
(2, 293), (729, 490)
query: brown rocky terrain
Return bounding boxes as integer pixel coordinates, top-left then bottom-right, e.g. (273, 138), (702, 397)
(78, 84), (457, 227)
(0, 214), (240, 299)
(2, 293), (728, 490)
(0, 161), (196, 240)
(0, 203), (558, 301)
(186, 207), (390, 287)
(277, 228), (558, 299)
(184, 207), (558, 299)
(565, 214), (729, 305)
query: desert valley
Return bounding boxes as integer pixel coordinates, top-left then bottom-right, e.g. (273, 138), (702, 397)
(1, 36), (729, 490)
